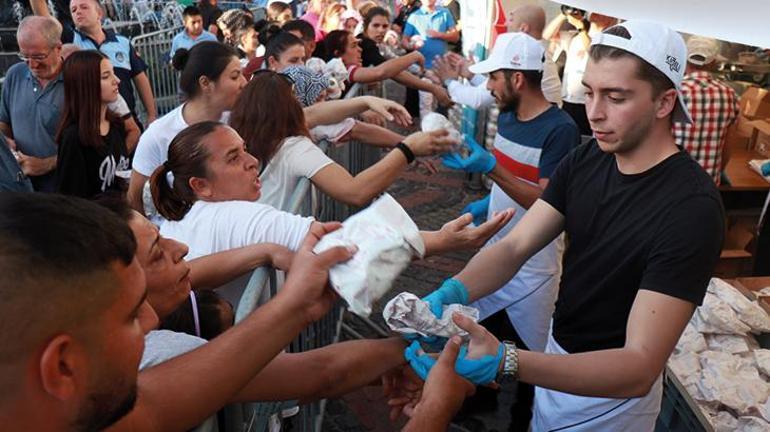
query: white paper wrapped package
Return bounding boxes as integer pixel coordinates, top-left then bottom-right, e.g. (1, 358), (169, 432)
(420, 112), (463, 152)
(313, 194), (425, 317)
(383, 292), (480, 338)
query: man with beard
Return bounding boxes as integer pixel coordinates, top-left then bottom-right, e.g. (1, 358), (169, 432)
(439, 31), (578, 430)
(0, 193), (158, 431)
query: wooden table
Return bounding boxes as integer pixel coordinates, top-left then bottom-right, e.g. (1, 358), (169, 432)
(721, 146), (770, 191)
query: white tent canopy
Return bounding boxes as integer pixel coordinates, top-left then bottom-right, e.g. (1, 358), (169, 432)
(558, 0), (770, 48)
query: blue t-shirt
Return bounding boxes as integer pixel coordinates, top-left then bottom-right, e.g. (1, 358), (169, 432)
(403, 7), (455, 68)
(170, 30), (218, 58)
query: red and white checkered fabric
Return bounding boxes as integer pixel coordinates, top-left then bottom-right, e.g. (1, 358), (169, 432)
(673, 71), (739, 185)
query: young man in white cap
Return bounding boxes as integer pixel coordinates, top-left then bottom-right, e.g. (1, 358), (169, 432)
(673, 36), (739, 185)
(438, 31), (579, 429)
(409, 21), (725, 430)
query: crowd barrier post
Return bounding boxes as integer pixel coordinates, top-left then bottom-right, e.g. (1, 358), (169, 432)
(131, 26), (183, 125)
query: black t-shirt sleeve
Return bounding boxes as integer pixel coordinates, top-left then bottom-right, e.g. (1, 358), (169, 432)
(639, 195), (725, 305)
(541, 144), (581, 215)
(56, 126), (89, 197)
(359, 37), (386, 67)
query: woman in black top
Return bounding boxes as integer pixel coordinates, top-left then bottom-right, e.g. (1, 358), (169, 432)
(56, 50), (129, 198)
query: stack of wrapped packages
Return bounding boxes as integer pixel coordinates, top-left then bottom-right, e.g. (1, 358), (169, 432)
(670, 278), (770, 431)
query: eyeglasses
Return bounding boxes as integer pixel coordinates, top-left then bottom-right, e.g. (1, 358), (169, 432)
(17, 49), (55, 63)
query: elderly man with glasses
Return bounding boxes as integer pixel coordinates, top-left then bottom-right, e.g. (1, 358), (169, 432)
(0, 16), (64, 192)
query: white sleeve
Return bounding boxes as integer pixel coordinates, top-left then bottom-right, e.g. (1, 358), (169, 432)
(283, 136), (335, 179)
(470, 74), (487, 87)
(140, 330), (207, 370)
(107, 95), (131, 117)
(542, 58), (563, 107)
(133, 129), (162, 177)
(228, 201), (314, 252)
(447, 79), (496, 110)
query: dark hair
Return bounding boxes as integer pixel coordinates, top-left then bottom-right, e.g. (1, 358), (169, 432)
(282, 19), (315, 41)
(502, 69), (543, 90)
(150, 121), (222, 221)
(324, 29), (350, 59)
(0, 193), (136, 364)
(264, 31), (304, 64)
(229, 71), (309, 169)
(160, 290), (234, 340)
(182, 6), (201, 18)
(363, 6), (389, 32)
(56, 50), (119, 149)
(589, 25), (674, 97)
(172, 41), (239, 98)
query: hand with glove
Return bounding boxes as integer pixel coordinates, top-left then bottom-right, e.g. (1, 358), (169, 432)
(462, 195), (490, 226)
(400, 278), (469, 347)
(404, 312), (504, 386)
(441, 136), (496, 173)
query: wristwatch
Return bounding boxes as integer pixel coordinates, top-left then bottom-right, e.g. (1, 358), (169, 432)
(496, 340), (519, 384)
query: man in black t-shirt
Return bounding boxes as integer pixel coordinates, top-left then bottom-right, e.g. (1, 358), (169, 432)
(406, 21), (725, 430)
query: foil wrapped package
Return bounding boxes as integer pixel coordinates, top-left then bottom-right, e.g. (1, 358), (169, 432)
(313, 194), (424, 317)
(383, 292), (479, 338)
(708, 278), (770, 333)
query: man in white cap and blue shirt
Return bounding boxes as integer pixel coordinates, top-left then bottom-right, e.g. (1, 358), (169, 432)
(438, 31), (579, 429)
(406, 21), (725, 430)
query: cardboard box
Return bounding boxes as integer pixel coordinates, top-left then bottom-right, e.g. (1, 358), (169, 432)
(741, 87), (770, 120)
(749, 119), (770, 156)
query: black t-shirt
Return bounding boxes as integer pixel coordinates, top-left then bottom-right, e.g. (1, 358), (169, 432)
(358, 35), (385, 67)
(445, 0), (461, 53)
(199, 2), (223, 32)
(393, 2), (421, 30)
(540, 141), (725, 353)
(56, 122), (130, 198)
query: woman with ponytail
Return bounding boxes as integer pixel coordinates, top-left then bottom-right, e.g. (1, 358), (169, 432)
(150, 121), (513, 305)
(55, 50), (130, 198)
(128, 41), (247, 216)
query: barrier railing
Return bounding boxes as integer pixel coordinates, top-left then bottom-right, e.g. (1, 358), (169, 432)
(131, 26), (183, 125)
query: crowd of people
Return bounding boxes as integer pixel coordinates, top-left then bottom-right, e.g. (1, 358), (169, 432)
(0, 0), (741, 431)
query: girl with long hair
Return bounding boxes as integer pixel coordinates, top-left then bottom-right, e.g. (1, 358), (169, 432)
(230, 70), (450, 209)
(55, 50), (130, 198)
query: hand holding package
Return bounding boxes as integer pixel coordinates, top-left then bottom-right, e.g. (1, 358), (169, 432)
(313, 194), (424, 316)
(383, 292), (479, 338)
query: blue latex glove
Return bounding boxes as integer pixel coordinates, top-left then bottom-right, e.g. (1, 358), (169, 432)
(405, 340), (505, 385)
(462, 194), (490, 226)
(422, 278), (470, 319)
(441, 136), (496, 174)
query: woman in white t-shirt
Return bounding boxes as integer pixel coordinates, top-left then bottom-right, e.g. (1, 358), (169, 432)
(128, 41), (247, 215)
(149, 122), (513, 303)
(229, 69), (453, 211)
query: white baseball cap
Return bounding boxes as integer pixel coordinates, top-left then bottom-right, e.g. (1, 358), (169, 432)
(591, 20), (693, 124)
(469, 32), (545, 75)
(686, 36), (721, 66)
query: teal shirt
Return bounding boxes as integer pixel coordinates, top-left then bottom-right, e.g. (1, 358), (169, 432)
(403, 7), (456, 68)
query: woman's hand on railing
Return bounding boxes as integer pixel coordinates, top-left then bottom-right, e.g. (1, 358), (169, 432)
(403, 129), (458, 157)
(361, 96), (412, 127)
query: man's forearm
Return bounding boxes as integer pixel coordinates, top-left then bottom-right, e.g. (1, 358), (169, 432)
(188, 243), (283, 290)
(349, 121), (403, 148)
(29, 0), (52, 16)
(393, 70), (435, 93)
(0, 122), (13, 140)
(109, 293), (311, 432)
(403, 400), (456, 432)
(487, 165), (543, 210)
(233, 337), (408, 403)
(134, 73), (157, 121)
(517, 347), (660, 398)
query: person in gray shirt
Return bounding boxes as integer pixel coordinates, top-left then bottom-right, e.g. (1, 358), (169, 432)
(0, 16), (64, 192)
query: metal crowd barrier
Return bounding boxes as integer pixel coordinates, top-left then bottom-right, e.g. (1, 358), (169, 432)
(131, 26), (183, 124)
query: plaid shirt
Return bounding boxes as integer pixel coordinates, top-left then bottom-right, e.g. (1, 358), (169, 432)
(673, 71), (739, 185)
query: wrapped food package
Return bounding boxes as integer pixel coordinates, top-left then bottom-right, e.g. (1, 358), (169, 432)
(383, 292), (479, 338)
(313, 194), (424, 317)
(708, 278), (770, 333)
(420, 112), (463, 152)
(669, 278), (770, 430)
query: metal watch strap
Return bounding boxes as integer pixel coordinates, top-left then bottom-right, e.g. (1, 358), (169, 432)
(500, 341), (519, 378)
